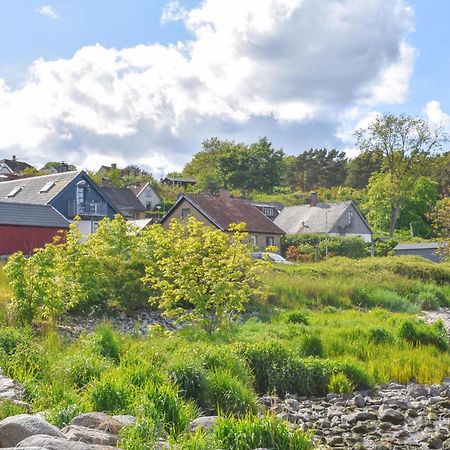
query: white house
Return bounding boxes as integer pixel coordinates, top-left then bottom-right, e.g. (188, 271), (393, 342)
(129, 182), (161, 211)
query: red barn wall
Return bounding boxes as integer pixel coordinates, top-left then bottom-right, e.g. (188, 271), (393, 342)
(0, 225), (67, 255)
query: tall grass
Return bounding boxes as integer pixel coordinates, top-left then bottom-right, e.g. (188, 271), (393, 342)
(0, 263), (12, 322)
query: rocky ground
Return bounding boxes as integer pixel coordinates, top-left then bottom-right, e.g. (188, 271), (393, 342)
(423, 308), (450, 334)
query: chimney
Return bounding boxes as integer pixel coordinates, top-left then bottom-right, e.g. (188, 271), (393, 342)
(309, 191), (318, 207)
(12, 155), (16, 162)
(111, 163), (117, 170)
(219, 189), (231, 205)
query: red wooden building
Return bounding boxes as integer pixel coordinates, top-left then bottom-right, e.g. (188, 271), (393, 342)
(0, 202), (69, 255)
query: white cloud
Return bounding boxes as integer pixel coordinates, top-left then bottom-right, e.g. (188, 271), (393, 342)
(424, 101), (450, 132)
(35, 5), (60, 21)
(1, 0), (416, 173)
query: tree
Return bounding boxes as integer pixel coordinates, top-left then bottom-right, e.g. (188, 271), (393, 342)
(345, 151), (383, 189)
(355, 113), (447, 237)
(143, 218), (268, 333)
(286, 148), (347, 191)
(428, 151), (450, 195)
(430, 196), (450, 257)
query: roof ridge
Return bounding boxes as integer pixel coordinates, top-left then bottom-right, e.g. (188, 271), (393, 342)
(0, 170), (81, 184)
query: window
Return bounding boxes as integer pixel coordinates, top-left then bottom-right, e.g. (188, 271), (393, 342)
(146, 201), (152, 210)
(262, 207), (275, 217)
(348, 211), (354, 227)
(249, 235), (257, 246)
(40, 181), (55, 193)
(181, 208), (191, 218)
(76, 186), (86, 203)
(6, 186), (23, 197)
(266, 236), (275, 247)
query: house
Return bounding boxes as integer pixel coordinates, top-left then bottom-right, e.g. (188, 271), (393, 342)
(161, 176), (197, 188)
(39, 162), (71, 175)
(161, 190), (285, 251)
(393, 242), (446, 263)
(129, 182), (161, 211)
(274, 192), (372, 243)
(128, 218), (154, 231)
(0, 155), (34, 174)
(0, 171), (120, 235)
(101, 186), (146, 219)
(0, 202), (69, 255)
(251, 201), (284, 221)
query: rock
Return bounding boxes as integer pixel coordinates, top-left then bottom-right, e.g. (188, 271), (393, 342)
(61, 425), (118, 446)
(342, 411), (376, 424)
(428, 435), (443, 449)
(188, 416), (218, 432)
(0, 414), (65, 447)
(407, 384), (429, 399)
(377, 407), (405, 424)
(111, 415), (136, 427)
(16, 434), (119, 449)
(353, 394), (365, 408)
(327, 435), (344, 446)
(69, 412), (125, 434)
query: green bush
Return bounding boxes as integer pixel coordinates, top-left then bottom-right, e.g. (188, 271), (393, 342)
(169, 363), (208, 406)
(0, 400), (29, 420)
(282, 310), (310, 325)
(55, 353), (112, 388)
(206, 369), (257, 416)
(46, 403), (82, 428)
(119, 417), (157, 450)
(328, 373), (354, 394)
(0, 326), (31, 355)
(299, 335), (325, 358)
(213, 415), (312, 450)
(398, 320), (449, 351)
(368, 327), (393, 344)
(91, 323), (122, 362)
(87, 376), (132, 413)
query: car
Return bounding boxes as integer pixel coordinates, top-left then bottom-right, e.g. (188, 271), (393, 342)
(251, 252), (292, 264)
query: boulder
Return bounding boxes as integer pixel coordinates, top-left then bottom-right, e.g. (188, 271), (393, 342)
(377, 407), (405, 424)
(69, 412), (125, 434)
(17, 434), (120, 449)
(188, 416), (218, 432)
(0, 414), (65, 447)
(407, 384), (428, 399)
(111, 415), (136, 428)
(61, 425), (119, 446)
(341, 411), (376, 424)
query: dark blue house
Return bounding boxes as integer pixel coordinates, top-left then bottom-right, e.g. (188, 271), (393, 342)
(0, 171), (120, 234)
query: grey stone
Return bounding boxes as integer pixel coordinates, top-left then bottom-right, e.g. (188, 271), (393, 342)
(378, 407), (405, 424)
(111, 414), (136, 427)
(69, 412), (125, 434)
(188, 416), (218, 432)
(16, 434), (119, 449)
(0, 414), (65, 447)
(61, 425), (119, 446)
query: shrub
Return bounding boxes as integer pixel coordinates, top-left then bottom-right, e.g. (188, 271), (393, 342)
(299, 335), (325, 358)
(0, 326), (31, 356)
(92, 323), (122, 362)
(206, 369), (257, 416)
(0, 399), (29, 420)
(214, 415), (312, 450)
(139, 382), (196, 436)
(368, 327), (393, 344)
(415, 289), (445, 311)
(55, 353), (112, 388)
(169, 363), (209, 406)
(282, 310), (310, 325)
(46, 403), (82, 428)
(119, 417), (157, 450)
(398, 320), (449, 351)
(328, 373), (354, 394)
(87, 376), (132, 413)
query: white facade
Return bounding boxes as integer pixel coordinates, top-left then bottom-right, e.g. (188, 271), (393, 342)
(135, 183), (161, 210)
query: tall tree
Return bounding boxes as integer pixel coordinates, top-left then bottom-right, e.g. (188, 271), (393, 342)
(355, 113), (447, 237)
(286, 148), (347, 191)
(345, 151), (383, 189)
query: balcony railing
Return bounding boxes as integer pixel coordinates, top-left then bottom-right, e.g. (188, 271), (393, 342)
(68, 200), (107, 218)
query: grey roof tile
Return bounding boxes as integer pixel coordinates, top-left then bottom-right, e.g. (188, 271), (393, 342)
(0, 202), (69, 228)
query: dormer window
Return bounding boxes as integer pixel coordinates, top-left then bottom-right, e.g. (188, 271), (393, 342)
(40, 182), (55, 193)
(6, 186), (23, 197)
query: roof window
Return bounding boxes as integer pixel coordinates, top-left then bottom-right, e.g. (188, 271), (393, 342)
(6, 186), (23, 198)
(40, 181), (55, 193)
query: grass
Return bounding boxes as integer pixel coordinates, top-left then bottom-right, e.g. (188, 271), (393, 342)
(0, 257), (449, 448)
(0, 262), (12, 322)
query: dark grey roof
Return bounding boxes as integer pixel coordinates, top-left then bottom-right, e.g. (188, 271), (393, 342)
(162, 177), (197, 184)
(394, 242), (445, 251)
(0, 158), (33, 173)
(0, 171), (81, 205)
(101, 187), (145, 214)
(0, 202), (69, 228)
(274, 201), (371, 235)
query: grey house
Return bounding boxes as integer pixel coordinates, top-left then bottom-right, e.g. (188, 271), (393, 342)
(274, 193), (372, 243)
(393, 242), (447, 263)
(0, 171), (120, 235)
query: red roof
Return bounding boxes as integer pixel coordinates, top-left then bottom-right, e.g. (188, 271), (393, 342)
(164, 193), (284, 235)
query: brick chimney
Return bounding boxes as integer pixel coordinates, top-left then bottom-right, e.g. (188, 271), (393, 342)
(219, 189), (231, 205)
(12, 155), (16, 162)
(309, 191), (318, 207)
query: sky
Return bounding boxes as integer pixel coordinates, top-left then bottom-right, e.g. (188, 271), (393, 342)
(0, 0), (449, 176)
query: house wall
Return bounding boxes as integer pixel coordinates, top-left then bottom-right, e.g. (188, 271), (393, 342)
(330, 204), (372, 241)
(163, 199), (282, 251)
(50, 173), (117, 220)
(0, 224), (67, 255)
(394, 248), (444, 263)
(137, 185), (161, 210)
